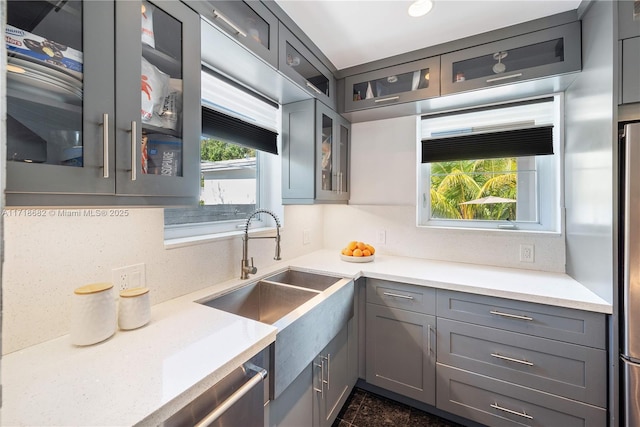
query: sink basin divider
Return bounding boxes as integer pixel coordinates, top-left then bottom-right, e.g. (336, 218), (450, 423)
(259, 279), (323, 294)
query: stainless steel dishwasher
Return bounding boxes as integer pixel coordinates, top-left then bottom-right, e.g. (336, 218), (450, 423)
(161, 348), (269, 427)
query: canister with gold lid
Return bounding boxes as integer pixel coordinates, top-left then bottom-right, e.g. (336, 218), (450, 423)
(70, 282), (116, 346)
(118, 287), (151, 330)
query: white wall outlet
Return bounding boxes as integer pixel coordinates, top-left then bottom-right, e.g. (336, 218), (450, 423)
(519, 244), (535, 263)
(377, 230), (386, 245)
(303, 229), (311, 245)
(112, 263), (146, 296)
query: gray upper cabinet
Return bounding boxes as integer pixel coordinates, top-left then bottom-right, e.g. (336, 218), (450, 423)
(6, 0), (200, 206)
(441, 21), (581, 96)
(184, 0), (279, 68)
(279, 23), (336, 110)
(282, 99), (350, 204)
(344, 57), (440, 113)
(621, 37), (640, 104)
(619, 0), (640, 40)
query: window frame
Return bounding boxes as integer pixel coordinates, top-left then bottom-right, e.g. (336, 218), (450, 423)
(416, 94), (564, 233)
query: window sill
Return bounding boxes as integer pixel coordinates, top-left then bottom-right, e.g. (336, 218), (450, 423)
(164, 226), (281, 250)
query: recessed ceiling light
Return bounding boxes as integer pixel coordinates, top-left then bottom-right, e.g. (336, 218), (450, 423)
(408, 0), (433, 17)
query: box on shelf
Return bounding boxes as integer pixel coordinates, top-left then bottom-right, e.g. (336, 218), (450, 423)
(144, 134), (182, 177)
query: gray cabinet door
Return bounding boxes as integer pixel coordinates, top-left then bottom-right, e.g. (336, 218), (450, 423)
(437, 318), (607, 407)
(344, 57), (440, 113)
(5, 1), (117, 200)
(366, 303), (436, 405)
(619, 0), (640, 40)
(313, 324), (352, 427)
(278, 23), (336, 110)
(314, 102), (351, 202)
(282, 99), (316, 202)
(115, 1), (200, 200)
(441, 21), (581, 95)
(622, 36), (640, 104)
(185, 0), (279, 68)
(367, 278), (436, 314)
(437, 364), (607, 427)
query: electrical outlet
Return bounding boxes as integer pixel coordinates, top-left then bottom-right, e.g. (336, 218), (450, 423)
(303, 229), (311, 245)
(519, 244), (534, 263)
(112, 263), (146, 296)
(377, 230), (386, 245)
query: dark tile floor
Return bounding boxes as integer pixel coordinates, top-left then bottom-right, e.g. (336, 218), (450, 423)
(332, 387), (465, 427)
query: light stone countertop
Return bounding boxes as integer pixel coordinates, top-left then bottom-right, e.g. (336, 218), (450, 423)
(0, 250), (612, 426)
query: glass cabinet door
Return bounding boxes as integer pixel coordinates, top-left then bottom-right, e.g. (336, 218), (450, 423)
(279, 23), (336, 110)
(337, 119), (350, 198)
(619, 0), (640, 39)
(5, 0), (116, 198)
(115, 0), (200, 198)
(441, 21), (581, 95)
(187, 0), (279, 67)
(344, 57), (440, 112)
(319, 111), (334, 194)
(315, 102), (350, 201)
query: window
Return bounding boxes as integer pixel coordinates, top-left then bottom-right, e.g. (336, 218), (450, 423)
(164, 70), (281, 241)
(417, 95), (563, 232)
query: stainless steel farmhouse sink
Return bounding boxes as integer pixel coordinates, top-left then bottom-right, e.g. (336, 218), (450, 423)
(200, 280), (319, 325)
(198, 269), (354, 399)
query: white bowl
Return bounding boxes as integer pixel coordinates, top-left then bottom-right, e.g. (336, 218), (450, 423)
(340, 254), (375, 263)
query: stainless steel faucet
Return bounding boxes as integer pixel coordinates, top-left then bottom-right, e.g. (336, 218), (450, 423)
(241, 209), (281, 279)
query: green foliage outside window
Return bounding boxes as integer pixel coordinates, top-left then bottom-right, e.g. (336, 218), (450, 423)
(430, 158), (517, 221)
(201, 138), (256, 162)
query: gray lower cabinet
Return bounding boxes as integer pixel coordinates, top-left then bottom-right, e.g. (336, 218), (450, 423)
(267, 320), (357, 427)
(282, 99), (350, 204)
(436, 290), (608, 426)
(440, 21), (581, 96)
(6, 0), (201, 206)
(621, 36), (640, 104)
(365, 279), (437, 405)
(437, 364), (607, 427)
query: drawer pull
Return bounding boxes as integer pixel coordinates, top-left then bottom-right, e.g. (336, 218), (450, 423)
(212, 10), (247, 38)
(490, 403), (533, 420)
(489, 310), (533, 321)
(374, 96), (400, 103)
(306, 81), (324, 95)
(491, 353), (534, 366)
(486, 73), (523, 83)
(383, 292), (414, 300)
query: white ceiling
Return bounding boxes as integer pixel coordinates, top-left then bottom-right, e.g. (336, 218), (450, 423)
(274, 0), (582, 71)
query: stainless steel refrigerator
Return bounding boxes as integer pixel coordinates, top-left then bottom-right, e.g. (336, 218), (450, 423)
(621, 121), (640, 427)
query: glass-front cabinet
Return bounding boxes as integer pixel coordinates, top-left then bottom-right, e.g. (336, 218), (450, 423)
(184, 0), (279, 67)
(440, 21), (581, 96)
(5, 0), (200, 206)
(316, 102), (349, 202)
(278, 23), (336, 110)
(344, 57), (440, 112)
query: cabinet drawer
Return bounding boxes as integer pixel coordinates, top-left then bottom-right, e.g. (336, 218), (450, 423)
(367, 279), (436, 314)
(436, 290), (606, 348)
(437, 319), (606, 407)
(437, 364), (607, 427)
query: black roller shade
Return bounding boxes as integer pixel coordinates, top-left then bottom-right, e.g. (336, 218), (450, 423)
(422, 125), (553, 163)
(202, 106), (279, 155)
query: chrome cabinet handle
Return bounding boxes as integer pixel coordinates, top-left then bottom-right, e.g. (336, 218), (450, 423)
(194, 366), (267, 427)
(313, 358), (324, 393)
(383, 292), (414, 300)
(491, 353), (534, 366)
(100, 113), (109, 178)
(323, 354), (330, 390)
(129, 121), (137, 181)
(374, 96), (400, 103)
(212, 9), (247, 38)
(427, 324), (433, 355)
(486, 73), (523, 83)
(489, 310), (533, 321)
(490, 403), (533, 420)
(306, 81), (324, 95)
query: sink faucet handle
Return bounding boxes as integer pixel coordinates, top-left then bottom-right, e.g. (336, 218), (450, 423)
(249, 257), (257, 275)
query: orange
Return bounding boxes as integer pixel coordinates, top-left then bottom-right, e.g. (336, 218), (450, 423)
(366, 244), (376, 255)
(362, 249), (372, 257)
(353, 248), (363, 257)
(342, 248), (353, 256)
(356, 242), (367, 250)
(347, 241), (358, 251)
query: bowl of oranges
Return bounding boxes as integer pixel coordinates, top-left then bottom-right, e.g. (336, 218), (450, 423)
(340, 241), (375, 263)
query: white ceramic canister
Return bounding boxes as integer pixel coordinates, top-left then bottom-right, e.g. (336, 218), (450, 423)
(118, 287), (151, 330)
(70, 283), (117, 346)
